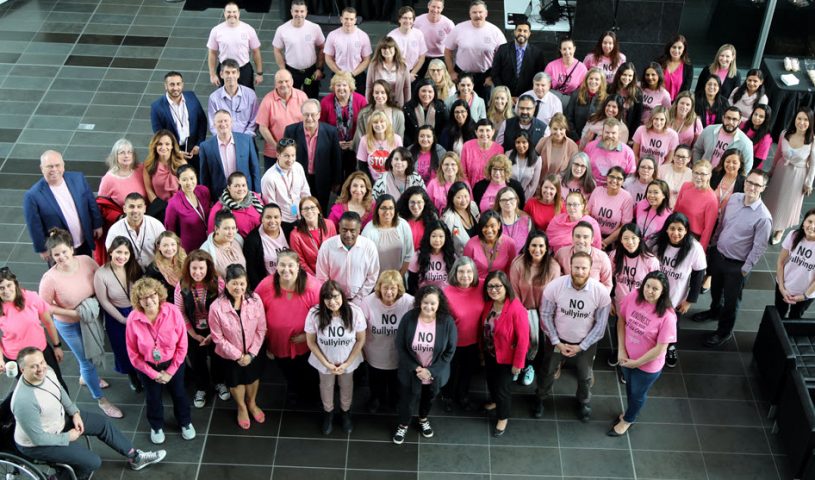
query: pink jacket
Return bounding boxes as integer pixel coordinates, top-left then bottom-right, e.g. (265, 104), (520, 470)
(126, 302), (188, 380)
(479, 298), (530, 370)
(208, 293), (267, 361)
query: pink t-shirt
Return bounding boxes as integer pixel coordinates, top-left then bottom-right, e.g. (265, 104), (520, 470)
(207, 21), (261, 65)
(544, 58), (588, 96)
(554, 246), (613, 289)
(0, 290), (49, 359)
(304, 303), (366, 374)
(782, 232), (815, 296)
(408, 251), (449, 289)
(357, 135), (403, 181)
(541, 276), (611, 344)
(710, 129), (735, 168)
(610, 252), (661, 311)
(634, 199), (672, 243)
(478, 181), (504, 212)
(663, 62), (684, 101)
(49, 182), (83, 248)
(416, 152), (433, 183)
(633, 126), (679, 165)
(255, 89), (308, 158)
(412, 319), (436, 384)
(619, 291), (677, 373)
(426, 177), (469, 213)
(583, 53), (626, 84)
(587, 187), (634, 236)
(658, 242), (707, 308)
(675, 118), (703, 148)
(583, 140), (636, 185)
(639, 87), (672, 125)
(623, 177), (648, 204)
(414, 14), (455, 57)
(324, 27), (372, 73)
(560, 178), (589, 202)
(388, 28), (428, 72)
(272, 20), (326, 70)
(443, 285), (485, 346)
(259, 228), (289, 275)
(360, 293), (414, 370)
(39, 255), (98, 314)
(443, 21), (506, 73)
(460, 139), (504, 185)
(545, 213), (603, 253)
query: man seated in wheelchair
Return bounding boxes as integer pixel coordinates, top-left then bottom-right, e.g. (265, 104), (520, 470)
(10, 347), (166, 479)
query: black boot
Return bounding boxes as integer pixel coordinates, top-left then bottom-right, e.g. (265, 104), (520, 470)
(341, 410), (353, 434)
(322, 409), (334, 435)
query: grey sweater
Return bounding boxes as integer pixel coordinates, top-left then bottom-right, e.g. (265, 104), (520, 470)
(11, 368), (78, 447)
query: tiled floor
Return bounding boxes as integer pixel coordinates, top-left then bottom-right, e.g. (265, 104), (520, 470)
(0, 0), (808, 479)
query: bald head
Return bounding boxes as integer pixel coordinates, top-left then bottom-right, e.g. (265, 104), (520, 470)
(40, 150), (65, 186)
(275, 69), (294, 98)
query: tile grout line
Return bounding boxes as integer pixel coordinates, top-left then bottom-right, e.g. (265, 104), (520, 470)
(680, 352), (711, 480)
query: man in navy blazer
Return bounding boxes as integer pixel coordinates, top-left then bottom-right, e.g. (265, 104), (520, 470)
(150, 71), (207, 171)
(198, 110), (261, 201)
(283, 99), (341, 213)
(23, 151), (103, 261)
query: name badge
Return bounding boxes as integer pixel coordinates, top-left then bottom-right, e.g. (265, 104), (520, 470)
(152, 348), (161, 363)
(290, 204), (298, 217)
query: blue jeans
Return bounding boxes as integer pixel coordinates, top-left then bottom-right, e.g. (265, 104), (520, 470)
(54, 320), (103, 399)
(104, 307), (135, 376)
(621, 367), (661, 423)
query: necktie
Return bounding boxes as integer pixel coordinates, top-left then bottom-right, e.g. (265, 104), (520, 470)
(534, 99), (542, 119)
(516, 46), (524, 77)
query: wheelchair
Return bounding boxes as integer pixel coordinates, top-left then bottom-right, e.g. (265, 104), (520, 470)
(1, 390), (83, 480)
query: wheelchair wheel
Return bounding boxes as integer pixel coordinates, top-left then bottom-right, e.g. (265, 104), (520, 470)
(0, 452), (48, 480)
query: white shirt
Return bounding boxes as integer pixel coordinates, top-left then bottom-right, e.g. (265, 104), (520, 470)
(105, 215), (166, 268)
(260, 162), (311, 223)
(166, 93), (190, 146)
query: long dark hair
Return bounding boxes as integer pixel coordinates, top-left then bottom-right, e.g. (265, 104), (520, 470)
(740, 104), (772, 141)
(791, 208), (815, 252)
(408, 125), (441, 173)
(590, 30), (622, 69)
(413, 284), (451, 319)
(785, 106), (815, 145)
(397, 185), (437, 223)
(446, 99), (476, 144)
(609, 62), (640, 106)
(642, 62), (665, 90)
(731, 69), (766, 106)
(0, 267), (24, 314)
(520, 230), (556, 287)
(654, 212), (694, 266)
(316, 280), (353, 330)
(588, 94), (625, 123)
(295, 196), (329, 236)
(273, 249), (308, 297)
(416, 220), (455, 281)
(508, 130), (539, 166)
(476, 210), (503, 242)
(443, 181), (472, 214)
(106, 236), (143, 285)
(657, 34), (691, 66)
(636, 270), (673, 316)
(612, 224), (654, 277)
(644, 180), (670, 216)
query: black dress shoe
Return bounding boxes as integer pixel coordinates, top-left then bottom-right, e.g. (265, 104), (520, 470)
(606, 423), (632, 437)
(531, 400), (544, 419)
(493, 426), (506, 437)
(579, 403), (592, 423)
(703, 332), (734, 348)
(691, 310), (720, 322)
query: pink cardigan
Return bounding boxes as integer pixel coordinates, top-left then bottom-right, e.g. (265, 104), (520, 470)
(126, 302), (188, 379)
(208, 293), (267, 361)
(479, 298), (530, 369)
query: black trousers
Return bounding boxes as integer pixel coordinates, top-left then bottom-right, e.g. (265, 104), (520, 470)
(484, 355), (514, 420)
(368, 365), (399, 407)
(186, 333), (225, 391)
(441, 343), (479, 403)
(775, 283), (815, 319)
(276, 353), (318, 401)
(709, 249), (749, 336)
(287, 64), (320, 99)
(139, 363), (191, 431)
(398, 382), (435, 425)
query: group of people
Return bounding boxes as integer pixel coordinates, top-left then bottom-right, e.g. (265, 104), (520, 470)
(4, 0), (815, 478)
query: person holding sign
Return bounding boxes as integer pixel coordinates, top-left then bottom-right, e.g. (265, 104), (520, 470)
(392, 285), (457, 444)
(538, 251), (612, 422)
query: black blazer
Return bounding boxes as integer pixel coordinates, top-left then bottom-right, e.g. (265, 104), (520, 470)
(283, 122), (342, 213)
(491, 42), (546, 97)
(403, 99), (447, 146)
(501, 118), (548, 152)
(695, 94), (728, 127)
(694, 67), (742, 101)
(472, 179), (526, 210)
(710, 170), (745, 194)
(396, 309), (457, 395)
(565, 92), (602, 141)
(242, 226), (270, 290)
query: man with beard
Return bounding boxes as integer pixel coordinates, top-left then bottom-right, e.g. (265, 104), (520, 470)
(491, 21), (545, 99)
(583, 118), (636, 186)
(496, 95), (548, 151)
(692, 106), (755, 171)
(150, 72), (207, 171)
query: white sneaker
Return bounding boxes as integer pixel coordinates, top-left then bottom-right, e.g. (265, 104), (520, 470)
(216, 383), (231, 401)
(150, 428), (165, 445)
(193, 390), (206, 409)
(181, 423), (196, 440)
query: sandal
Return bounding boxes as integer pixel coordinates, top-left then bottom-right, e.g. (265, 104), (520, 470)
(237, 414), (250, 430)
(250, 408), (266, 424)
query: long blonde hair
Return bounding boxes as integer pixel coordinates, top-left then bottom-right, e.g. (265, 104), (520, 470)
(708, 44), (737, 79)
(365, 110), (396, 151)
(425, 58), (454, 99)
(487, 86), (515, 128)
(577, 68), (607, 106)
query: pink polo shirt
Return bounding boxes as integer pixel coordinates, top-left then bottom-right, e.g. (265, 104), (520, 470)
(583, 139), (636, 185)
(414, 14), (455, 57)
(207, 21), (261, 66)
(444, 21), (506, 73)
(272, 20), (325, 70)
(587, 187), (634, 236)
(0, 290), (49, 359)
(324, 27), (372, 73)
(541, 275), (611, 344)
(255, 88), (307, 158)
(388, 27), (428, 72)
(633, 126), (679, 165)
(460, 139), (504, 185)
(618, 291), (676, 373)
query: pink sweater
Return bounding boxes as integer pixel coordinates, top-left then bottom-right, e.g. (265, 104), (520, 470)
(479, 298), (530, 369)
(460, 139), (505, 185)
(207, 192), (263, 238)
(443, 285), (485, 347)
(674, 183), (718, 250)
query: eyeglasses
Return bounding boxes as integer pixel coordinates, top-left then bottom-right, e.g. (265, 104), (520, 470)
(278, 138), (295, 146)
(379, 206), (395, 211)
(301, 206), (318, 212)
(607, 175), (624, 182)
(491, 168), (506, 173)
(692, 171), (710, 177)
(139, 292), (158, 301)
(745, 179), (765, 188)
(486, 284), (504, 291)
(408, 201), (424, 207)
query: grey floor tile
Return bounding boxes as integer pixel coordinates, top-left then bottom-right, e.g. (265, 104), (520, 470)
(273, 467), (345, 480)
(198, 465), (272, 480)
(418, 444), (489, 473)
(120, 461), (199, 479)
(416, 415), (491, 445)
(42, 89), (95, 105)
(629, 423), (701, 451)
(347, 440), (418, 471)
(273, 438), (345, 468)
(560, 448), (634, 478)
(490, 445), (561, 475)
(16, 128), (75, 145)
(690, 398), (763, 427)
(703, 452), (780, 480)
(632, 450), (707, 480)
(696, 425), (772, 454)
(556, 419), (629, 449)
(684, 374), (754, 400)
